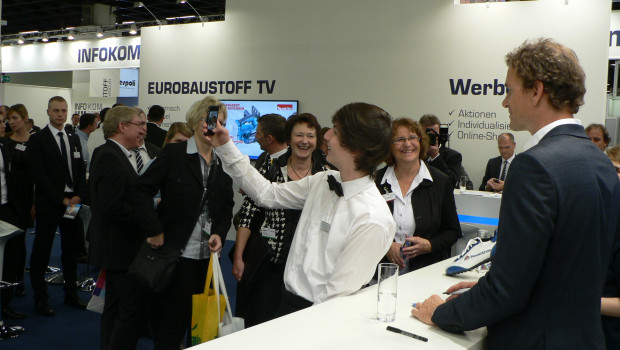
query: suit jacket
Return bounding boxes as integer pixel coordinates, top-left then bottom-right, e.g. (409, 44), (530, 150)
(478, 155), (502, 191)
(134, 141), (234, 251)
(375, 164), (461, 271)
(432, 124), (620, 350)
(145, 123), (167, 149)
(427, 146), (467, 188)
(1, 138), (34, 229)
(88, 140), (145, 270)
(26, 125), (86, 218)
(144, 141), (161, 159)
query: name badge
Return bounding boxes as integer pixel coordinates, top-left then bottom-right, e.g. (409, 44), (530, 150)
(382, 192), (396, 202)
(202, 221), (212, 236)
(260, 227), (276, 239)
(73, 151), (81, 159)
(15, 144), (26, 151)
(320, 220), (331, 232)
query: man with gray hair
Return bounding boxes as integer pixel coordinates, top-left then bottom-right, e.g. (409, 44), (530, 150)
(479, 132), (516, 192)
(88, 106), (155, 350)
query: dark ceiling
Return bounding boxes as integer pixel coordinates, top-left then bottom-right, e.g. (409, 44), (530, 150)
(1, 0), (226, 36)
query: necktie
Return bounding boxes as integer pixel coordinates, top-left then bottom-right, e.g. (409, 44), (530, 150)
(327, 175), (343, 197)
(134, 149), (144, 174)
(499, 160), (508, 181)
(57, 132), (73, 187)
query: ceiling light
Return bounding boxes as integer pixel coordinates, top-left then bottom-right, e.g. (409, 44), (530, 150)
(17, 35), (24, 44)
(42, 36), (49, 42)
(67, 30), (75, 40)
(176, 0), (187, 3)
(134, 2), (144, 7)
(129, 25), (138, 35)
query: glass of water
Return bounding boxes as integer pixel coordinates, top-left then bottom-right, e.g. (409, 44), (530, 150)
(459, 176), (468, 192)
(377, 263), (398, 322)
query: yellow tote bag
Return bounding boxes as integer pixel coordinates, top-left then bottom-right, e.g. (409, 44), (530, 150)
(190, 253), (226, 345)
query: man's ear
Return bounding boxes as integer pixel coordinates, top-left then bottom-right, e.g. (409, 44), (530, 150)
(531, 80), (545, 105)
(266, 134), (274, 145)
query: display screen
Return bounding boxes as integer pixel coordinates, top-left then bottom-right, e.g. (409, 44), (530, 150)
(221, 100), (299, 159)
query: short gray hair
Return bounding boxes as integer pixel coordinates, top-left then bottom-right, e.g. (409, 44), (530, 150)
(104, 106), (140, 139)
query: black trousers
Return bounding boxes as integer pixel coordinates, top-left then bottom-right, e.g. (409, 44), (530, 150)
(276, 288), (313, 317)
(236, 261), (285, 328)
(153, 257), (208, 350)
(102, 270), (150, 350)
(30, 201), (81, 302)
(0, 204), (26, 309)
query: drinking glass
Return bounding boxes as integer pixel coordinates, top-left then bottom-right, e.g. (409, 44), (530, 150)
(377, 263), (398, 322)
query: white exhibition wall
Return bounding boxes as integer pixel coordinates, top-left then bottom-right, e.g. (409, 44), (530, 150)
(138, 0), (611, 189)
(2, 84), (72, 127)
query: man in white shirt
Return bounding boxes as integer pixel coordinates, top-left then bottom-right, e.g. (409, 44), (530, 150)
(479, 132), (515, 192)
(208, 102), (396, 314)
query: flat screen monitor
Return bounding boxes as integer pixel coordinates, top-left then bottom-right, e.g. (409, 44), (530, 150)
(221, 100), (299, 159)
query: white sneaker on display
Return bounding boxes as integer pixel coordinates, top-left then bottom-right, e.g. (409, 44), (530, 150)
(446, 236), (497, 276)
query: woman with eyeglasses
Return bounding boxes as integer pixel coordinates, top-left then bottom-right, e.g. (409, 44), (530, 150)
(375, 118), (460, 272)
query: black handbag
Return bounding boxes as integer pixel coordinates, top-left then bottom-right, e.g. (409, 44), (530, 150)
(128, 242), (181, 293)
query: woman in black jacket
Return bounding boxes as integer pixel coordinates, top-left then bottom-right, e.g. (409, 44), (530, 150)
(133, 97), (234, 350)
(375, 118), (460, 272)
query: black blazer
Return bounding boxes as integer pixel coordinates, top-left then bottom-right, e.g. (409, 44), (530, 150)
(375, 164), (461, 271)
(144, 141), (161, 159)
(479, 155), (502, 191)
(27, 125), (86, 217)
(134, 141), (234, 251)
(1, 138), (34, 229)
(88, 140), (144, 270)
(432, 124), (620, 349)
(146, 123), (167, 149)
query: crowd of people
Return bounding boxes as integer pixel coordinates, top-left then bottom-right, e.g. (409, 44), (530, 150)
(0, 37), (619, 349)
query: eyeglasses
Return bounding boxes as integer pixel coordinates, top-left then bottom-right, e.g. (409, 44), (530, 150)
(125, 121), (147, 127)
(392, 135), (420, 145)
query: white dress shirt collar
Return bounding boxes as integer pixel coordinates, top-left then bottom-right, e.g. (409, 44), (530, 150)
(523, 118), (582, 151)
(109, 139), (132, 158)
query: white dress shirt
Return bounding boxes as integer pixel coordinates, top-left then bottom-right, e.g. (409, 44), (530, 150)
(523, 118), (582, 151)
(379, 162), (433, 244)
(215, 140), (395, 304)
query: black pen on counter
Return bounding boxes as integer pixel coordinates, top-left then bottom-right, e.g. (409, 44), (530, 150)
(386, 326), (428, 342)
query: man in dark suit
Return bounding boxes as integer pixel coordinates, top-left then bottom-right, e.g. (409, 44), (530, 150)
(479, 132), (515, 191)
(412, 39), (620, 350)
(145, 105), (167, 148)
(419, 114), (468, 188)
(89, 106), (154, 350)
(27, 96), (87, 316)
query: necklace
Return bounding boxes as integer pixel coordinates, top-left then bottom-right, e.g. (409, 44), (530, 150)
(289, 158), (311, 179)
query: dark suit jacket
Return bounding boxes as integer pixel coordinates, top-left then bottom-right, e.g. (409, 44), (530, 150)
(375, 164), (461, 271)
(27, 125), (86, 218)
(144, 141), (161, 159)
(432, 124), (620, 350)
(145, 123), (167, 149)
(427, 146), (467, 188)
(88, 140), (146, 270)
(1, 138), (34, 229)
(479, 155), (502, 191)
(133, 141), (234, 251)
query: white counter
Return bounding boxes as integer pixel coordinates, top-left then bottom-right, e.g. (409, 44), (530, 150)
(196, 258), (487, 350)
